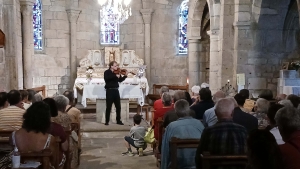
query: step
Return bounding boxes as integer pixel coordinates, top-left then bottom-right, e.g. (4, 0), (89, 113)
(280, 70), (299, 79)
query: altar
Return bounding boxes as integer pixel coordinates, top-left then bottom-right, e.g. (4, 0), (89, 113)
(73, 48), (148, 124)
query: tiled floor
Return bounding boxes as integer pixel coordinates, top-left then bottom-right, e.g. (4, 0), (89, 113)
(79, 131), (157, 169)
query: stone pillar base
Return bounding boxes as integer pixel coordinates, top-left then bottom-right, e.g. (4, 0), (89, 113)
(96, 99), (130, 125)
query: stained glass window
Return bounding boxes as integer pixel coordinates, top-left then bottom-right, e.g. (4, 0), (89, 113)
(33, 0), (43, 50)
(100, 8), (120, 44)
(179, 0), (189, 54)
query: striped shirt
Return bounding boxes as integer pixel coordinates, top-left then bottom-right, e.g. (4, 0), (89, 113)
(0, 106), (25, 130)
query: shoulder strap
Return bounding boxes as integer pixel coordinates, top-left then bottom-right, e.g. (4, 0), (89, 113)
(66, 106), (73, 113)
(43, 134), (52, 149)
(12, 131), (16, 146)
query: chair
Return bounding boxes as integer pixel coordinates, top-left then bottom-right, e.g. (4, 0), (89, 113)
(169, 137), (200, 169)
(19, 149), (52, 169)
(201, 154), (248, 169)
(71, 123), (81, 165)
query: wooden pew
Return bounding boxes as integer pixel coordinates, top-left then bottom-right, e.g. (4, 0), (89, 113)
(71, 123), (81, 165)
(154, 117), (164, 168)
(18, 149), (52, 169)
(169, 137), (200, 169)
(201, 154), (248, 169)
(0, 130), (14, 158)
(64, 129), (72, 169)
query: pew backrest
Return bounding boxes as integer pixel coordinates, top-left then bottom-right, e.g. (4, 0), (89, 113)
(201, 154), (248, 169)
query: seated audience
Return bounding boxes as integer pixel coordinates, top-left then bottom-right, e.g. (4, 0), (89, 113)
(52, 95), (72, 128)
(190, 88), (214, 120)
(163, 91), (186, 128)
(34, 93), (43, 103)
(276, 94), (287, 102)
(19, 90), (30, 109)
(154, 92), (173, 140)
(185, 91), (193, 106)
(200, 83), (209, 88)
(43, 98), (68, 168)
(161, 100), (204, 169)
(276, 106), (300, 169)
(267, 104), (284, 145)
(153, 86), (169, 110)
(246, 129), (283, 169)
(259, 89), (274, 101)
(26, 89), (36, 104)
(195, 98), (247, 169)
(233, 93), (258, 132)
(252, 98), (269, 129)
(122, 114), (146, 157)
(239, 89), (254, 112)
(287, 94), (300, 108)
(63, 90), (81, 124)
(278, 99), (293, 107)
(0, 92), (8, 110)
(0, 90), (25, 130)
(191, 85), (200, 102)
(2, 102), (57, 169)
(202, 91), (226, 127)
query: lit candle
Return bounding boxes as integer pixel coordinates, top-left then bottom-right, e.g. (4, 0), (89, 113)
(227, 80), (230, 83)
(187, 78), (189, 84)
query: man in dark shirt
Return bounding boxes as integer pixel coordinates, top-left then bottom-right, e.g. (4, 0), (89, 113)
(233, 93), (258, 132)
(104, 61), (127, 125)
(190, 88), (214, 120)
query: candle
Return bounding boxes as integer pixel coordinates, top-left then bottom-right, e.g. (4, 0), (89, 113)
(227, 80), (230, 83)
(187, 78), (189, 84)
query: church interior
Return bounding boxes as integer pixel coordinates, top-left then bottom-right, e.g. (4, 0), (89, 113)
(1, 0), (300, 168)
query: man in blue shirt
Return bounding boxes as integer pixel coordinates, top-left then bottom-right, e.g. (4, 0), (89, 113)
(161, 99), (204, 169)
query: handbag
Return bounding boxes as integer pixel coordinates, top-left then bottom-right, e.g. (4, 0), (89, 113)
(144, 127), (155, 144)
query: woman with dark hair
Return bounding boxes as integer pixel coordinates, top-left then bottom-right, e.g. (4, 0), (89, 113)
(26, 89), (36, 105)
(247, 129), (284, 169)
(184, 91), (193, 106)
(190, 88), (214, 119)
(43, 98), (68, 168)
(0, 92), (8, 109)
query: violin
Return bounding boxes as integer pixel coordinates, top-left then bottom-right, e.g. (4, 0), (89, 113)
(114, 68), (136, 75)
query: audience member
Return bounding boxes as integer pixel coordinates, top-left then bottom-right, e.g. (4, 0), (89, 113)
(184, 91), (193, 106)
(161, 100), (204, 169)
(200, 83), (209, 88)
(246, 129), (284, 169)
(278, 99), (293, 107)
(63, 90), (81, 124)
(52, 95), (72, 128)
(202, 91), (226, 127)
(276, 94), (287, 102)
(195, 98), (247, 169)
(191, 85), (200, 102)
(122, 114), (146, 157)
(153, 86), (169, 110)
(0, 90), (25, 130)
(287, 94), (300, 108)
(2, 102), (58, 168)
(190, 88), (214, 120)
(0, 92), (8, 110)
(275, 106), (300, 169)
(239, 89), (255, 112)
(154, 92), (173, 140)
(19, 90), (30, 109)
(26, 89), (36, 104)
(44, 98), (69, 168)
(34, 93), (43, 103)
(233, 93), (258, 132)
(267, 104), (284, 145)
(259, 89), (274, 101)
(253, 98), (269, 129)
(163, 91), (187, 127)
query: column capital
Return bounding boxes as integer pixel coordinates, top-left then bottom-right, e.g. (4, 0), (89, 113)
(19, 0), (35, 6)
(66, 8), (81, 23)
(140, 9), (154, 24)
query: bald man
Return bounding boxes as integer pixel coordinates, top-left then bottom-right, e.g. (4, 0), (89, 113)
(202, 91), (226, 127)
(195, 98), (247, 169)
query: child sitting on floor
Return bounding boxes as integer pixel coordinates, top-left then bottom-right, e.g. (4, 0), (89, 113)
(122, 114), (147, 156)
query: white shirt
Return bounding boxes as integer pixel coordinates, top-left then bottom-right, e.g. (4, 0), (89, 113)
(270, 127), (285, 145)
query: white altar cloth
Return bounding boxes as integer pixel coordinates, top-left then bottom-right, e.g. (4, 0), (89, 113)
(82, 84), (146, 107)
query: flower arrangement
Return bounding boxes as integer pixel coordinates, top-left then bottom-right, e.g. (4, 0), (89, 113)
(86, 66), (94, 82)
(290, 61), (300, 71)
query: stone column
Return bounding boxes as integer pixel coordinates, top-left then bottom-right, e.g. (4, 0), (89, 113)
(188, 39), (201, 89)
(20, 0), (35, 89)
(66, 8), (81, 88)
(140, 9), (153, 82)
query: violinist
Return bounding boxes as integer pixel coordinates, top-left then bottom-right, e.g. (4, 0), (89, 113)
(104, 61), (128, 125)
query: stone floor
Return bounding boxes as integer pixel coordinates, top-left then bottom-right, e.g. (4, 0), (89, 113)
(79, 131), (157, 169)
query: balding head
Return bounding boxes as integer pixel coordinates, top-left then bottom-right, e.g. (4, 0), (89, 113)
(213, 91), (226, 103)
(276, 94), (287, 102)
(215, 98), (235, 120)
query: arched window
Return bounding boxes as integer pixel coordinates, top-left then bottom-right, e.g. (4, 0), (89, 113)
(178, 0), (189, 54)
(100, 8), (120, 44)
(33, 0), (43, 50)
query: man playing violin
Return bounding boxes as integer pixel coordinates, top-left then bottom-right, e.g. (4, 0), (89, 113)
(104, 61), (128, 125)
